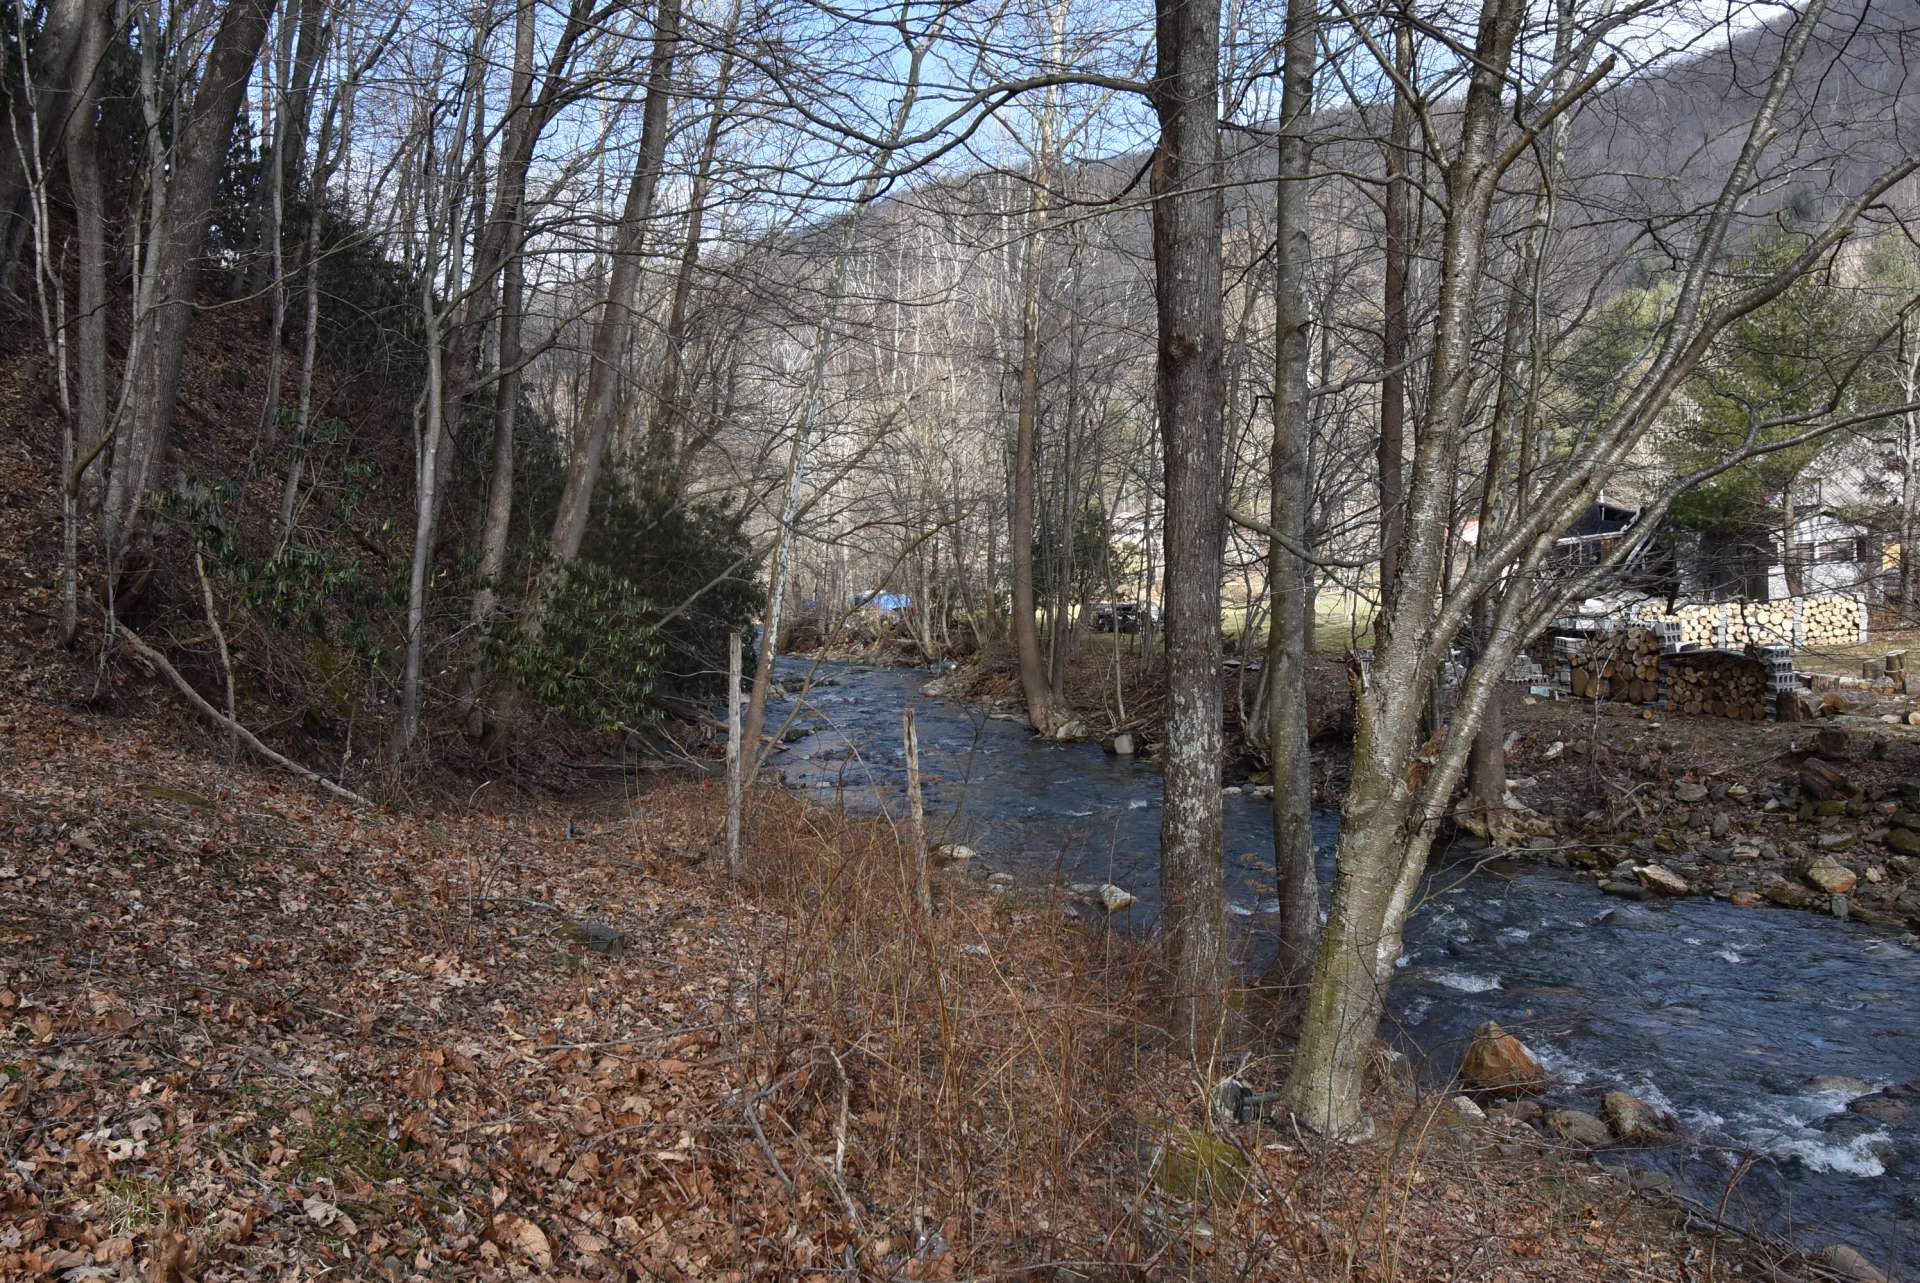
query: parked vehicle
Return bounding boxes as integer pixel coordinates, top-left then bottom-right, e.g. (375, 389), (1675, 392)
(1091, 601), (1156, 634)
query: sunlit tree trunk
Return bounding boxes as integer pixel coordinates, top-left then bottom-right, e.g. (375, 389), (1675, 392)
(1150, 0), (1228, 1053)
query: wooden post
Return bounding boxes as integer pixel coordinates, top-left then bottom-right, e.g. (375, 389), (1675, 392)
(726, 630), (743, 880)
(903, 707), (930, 915)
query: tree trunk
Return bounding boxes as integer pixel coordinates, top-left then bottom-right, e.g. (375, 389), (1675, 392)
(1377, 17), (1413, 610)
(1265, 0), (1320, 993)
(102, 0), (275, 558)
(1901, 329), (1919, 607)
(0, 0), (90, 288)
(542, 0), (681, 568)
(65, 0), (109, 516)
(641, 0), (741, 495)
(1284, 0), (1525, 1135)
(1011, 189), (1054, 732)
(1150, 0), (1228, 1053)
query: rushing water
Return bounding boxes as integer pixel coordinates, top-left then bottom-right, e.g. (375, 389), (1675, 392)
(766, 660), (1918, 1265)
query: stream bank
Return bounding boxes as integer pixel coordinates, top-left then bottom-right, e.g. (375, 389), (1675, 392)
(767, 657), (1920, 1270)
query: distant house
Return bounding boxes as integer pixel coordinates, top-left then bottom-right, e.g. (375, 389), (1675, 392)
(1768, 507), (1891, 602)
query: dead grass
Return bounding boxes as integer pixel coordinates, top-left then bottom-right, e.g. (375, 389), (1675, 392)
(0, 683), (1795, 1281)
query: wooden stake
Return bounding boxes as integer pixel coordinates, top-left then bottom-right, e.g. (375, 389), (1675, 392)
(727, 631), (743, 880)
(903, 706), (930, 915)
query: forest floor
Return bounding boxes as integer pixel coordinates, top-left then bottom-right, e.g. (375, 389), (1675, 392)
(0, 646), (1827, 1281)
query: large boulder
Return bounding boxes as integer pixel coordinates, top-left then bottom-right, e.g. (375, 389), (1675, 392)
(1803, 855), (1859, 896)
(1459, 1021), (1545, 1095)
(1602, 1090), (1672, 1143)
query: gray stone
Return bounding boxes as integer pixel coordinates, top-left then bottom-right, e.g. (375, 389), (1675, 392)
(1102, 733), (1136, 757)
(1547, 1108), (1612, 1149)
(1450, 1094), (1487, 1122)
(1635, 864), (1690, 896)
(1603, 1090), (1672, 1143)
(1675, 782), (1709, 803)
(1097, 883), (1138, 913)
(1819, 1245), (1890, 1283)
(1847, 1094), (1910, 1123)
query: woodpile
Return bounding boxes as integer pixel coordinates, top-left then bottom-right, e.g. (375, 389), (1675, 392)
(1633, 602), (1720, 648)
(1801, 594), (1865, 648)
(1724, 599), (1795, 647)
(1567, 628), (1662, 703)
(1666, 650), (1769, 720)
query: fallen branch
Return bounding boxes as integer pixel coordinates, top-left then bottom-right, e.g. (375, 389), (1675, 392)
(112, 618), (371, 808)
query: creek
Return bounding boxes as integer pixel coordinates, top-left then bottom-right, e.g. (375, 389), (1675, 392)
(766, 659), (1918, 1265)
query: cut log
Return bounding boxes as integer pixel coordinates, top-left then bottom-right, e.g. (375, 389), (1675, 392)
(1799, 757), (1852, 802)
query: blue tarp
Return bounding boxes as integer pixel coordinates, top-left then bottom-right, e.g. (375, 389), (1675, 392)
(856, 592), (913, 611)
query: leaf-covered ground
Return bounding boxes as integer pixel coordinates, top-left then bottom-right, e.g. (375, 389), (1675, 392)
(0, 676), (1811, 1281)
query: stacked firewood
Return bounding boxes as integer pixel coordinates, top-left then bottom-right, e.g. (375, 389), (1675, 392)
(1801, 594), (1866, 648)
(1724, 599), (1796, 647)
(1634, 603), (1722, 648)
(1567, 628), (1662, 703)
(1667, 650), (1769, 720)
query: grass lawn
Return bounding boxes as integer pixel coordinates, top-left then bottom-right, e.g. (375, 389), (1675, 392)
(1053, 592), (1378, 657)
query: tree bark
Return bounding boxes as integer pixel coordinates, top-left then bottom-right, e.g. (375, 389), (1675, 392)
(1377, 16), (1413, 611)
(1284, 0), (1524, 1135)
(1011, 178), (1055, 732)
(542, 0), (681, 568)
(102, 0), (275, 558)
(1265, 0), (1320, 993)
(1150, 0), (1228, 1053)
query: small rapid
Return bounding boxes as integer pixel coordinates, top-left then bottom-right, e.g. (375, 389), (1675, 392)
(767, 660), (1918, 1264)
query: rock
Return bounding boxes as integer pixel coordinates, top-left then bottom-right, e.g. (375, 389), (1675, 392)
(1096, 883), (1137, 913)
(1634, 864), (1690, 896)
(1675, 782), (1709, 803)
(1806, 1074), (1872, 1096)
(1624, 1168), (1677, 1195)
(1731, 891), (1761, 907)
(1602, 1090), (1672, 1143)
(1450, 1094), (1487, 1122)
(933, 843), (977, 864)
(1847, 1094), (1909, 1123)
(1547, 1108), (1612, 1149)
(1600, 879), (1651, 900)
(1817, 830), (1858, 850)
(1709, 812), (1732, 839)
(1103, 733), (1136, 756)
(1886, 828), (1920, 857)
(1725, 784), (1750, 799)
(566, 921), (628, 954)
(1458, 1021), (1545, 1095)
(1490, 1099), (1543, 1124)
(986, 872), (1015, 891)
(1766, 881), (1821, 908)
(1542, 741), (1564, 761)
(1803, 855), (1859, 895)
(1053, 719), (1090, 742)
(1819, 1244), (1891, 1283)
(1147, 1129), (1251, 1203)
